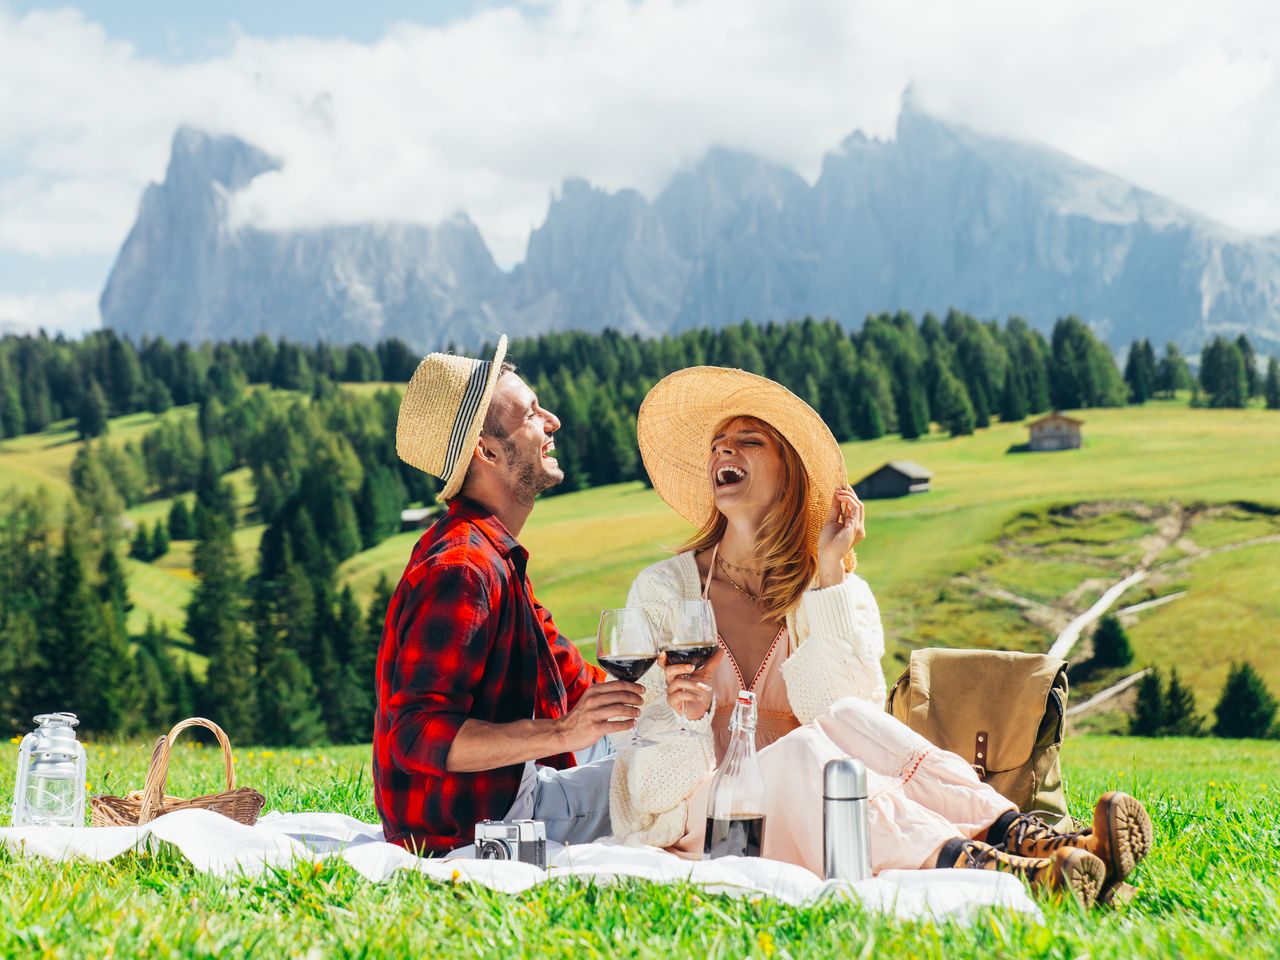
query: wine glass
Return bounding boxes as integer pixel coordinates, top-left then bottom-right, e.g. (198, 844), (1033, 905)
(663, 598), (720, 735)
(596, 607), (660, 748)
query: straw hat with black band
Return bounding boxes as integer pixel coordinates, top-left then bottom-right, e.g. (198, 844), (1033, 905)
(637, 366), (850, 555)
(396, 336), (508, 501)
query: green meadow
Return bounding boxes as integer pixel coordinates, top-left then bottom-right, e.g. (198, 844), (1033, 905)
(1, 735), (1277, 957)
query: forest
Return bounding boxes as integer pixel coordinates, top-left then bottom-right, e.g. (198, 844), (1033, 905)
(1, 311), (1277, 743)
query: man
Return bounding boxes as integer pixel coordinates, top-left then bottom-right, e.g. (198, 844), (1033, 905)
(373, 336), (645, 854)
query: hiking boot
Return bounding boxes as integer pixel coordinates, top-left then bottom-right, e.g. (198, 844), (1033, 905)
(1001, 792), (1152, 899)
(940, 838), (1105, 908)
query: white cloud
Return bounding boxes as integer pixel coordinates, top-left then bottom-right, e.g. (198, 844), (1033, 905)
(0, 0), (1279, 284)
(0, 289), (99, 336)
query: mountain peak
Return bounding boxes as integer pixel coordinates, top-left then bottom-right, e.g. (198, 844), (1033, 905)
(163, 127), (279, 192)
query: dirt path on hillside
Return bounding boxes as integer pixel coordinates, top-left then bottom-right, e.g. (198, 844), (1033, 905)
(1048, 525), (1280, 662)
(1065, 669), (1151, 719)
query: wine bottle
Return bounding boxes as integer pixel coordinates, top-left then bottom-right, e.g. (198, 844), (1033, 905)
(703, 690), (766, 859)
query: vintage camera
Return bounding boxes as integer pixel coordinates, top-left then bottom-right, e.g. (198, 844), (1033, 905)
(473, 819), (548, 868)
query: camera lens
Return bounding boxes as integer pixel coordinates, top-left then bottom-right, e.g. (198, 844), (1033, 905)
(477, 840), (511, 860)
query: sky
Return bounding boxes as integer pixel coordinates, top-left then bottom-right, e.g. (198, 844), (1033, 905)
(1, 0), (1278, 336)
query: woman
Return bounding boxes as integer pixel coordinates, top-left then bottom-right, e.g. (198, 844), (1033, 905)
(609, 366), (1152, 907)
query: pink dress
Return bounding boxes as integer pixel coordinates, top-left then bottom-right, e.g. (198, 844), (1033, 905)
(666, 621), (1014, 875)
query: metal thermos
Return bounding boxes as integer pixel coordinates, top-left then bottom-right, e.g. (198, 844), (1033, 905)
(823, 758), (872, 882)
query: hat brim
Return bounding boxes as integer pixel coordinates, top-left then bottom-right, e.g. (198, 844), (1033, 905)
(436, 337), (508, 501)
(637, 366), (849, 553)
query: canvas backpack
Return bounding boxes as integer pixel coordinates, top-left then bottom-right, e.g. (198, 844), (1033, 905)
(886, 648), (1070, 822)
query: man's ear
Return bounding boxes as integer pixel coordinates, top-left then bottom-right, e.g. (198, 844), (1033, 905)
(473, 436), (502, 466)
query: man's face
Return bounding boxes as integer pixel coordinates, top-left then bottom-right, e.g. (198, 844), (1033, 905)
(484, 374), (564, 502)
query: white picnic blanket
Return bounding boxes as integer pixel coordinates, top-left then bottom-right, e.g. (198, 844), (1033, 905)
(0, 809), (1040, 923)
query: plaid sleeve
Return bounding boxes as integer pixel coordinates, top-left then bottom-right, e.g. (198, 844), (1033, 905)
(386, 561), (495, 777)
(532, 591), (605, 711)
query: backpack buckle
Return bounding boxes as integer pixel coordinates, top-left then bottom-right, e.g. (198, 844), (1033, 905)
(973, 730), (989, 780)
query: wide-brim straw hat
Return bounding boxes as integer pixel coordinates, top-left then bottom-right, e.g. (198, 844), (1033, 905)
(397, 336), (508, 501)
(637, 366), (849, 552)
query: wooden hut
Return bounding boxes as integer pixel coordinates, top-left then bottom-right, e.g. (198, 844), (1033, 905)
(399, 507), (438, 532)
(1027, 413), (1083, 451)
(853, 461), (933, 499)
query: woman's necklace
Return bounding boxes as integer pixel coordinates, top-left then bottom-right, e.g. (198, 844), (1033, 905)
(716, 554), (762, 603)
(718, 553), (763, 575)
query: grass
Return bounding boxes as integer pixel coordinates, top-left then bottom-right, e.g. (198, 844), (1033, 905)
(0, 735), (1276, 957)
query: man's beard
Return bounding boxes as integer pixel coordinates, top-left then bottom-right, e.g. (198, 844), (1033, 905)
(509, 447), (563, 504)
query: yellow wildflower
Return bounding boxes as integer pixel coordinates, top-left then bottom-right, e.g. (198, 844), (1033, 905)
(9, 736), (22, 745)
(451, 869), (462, 883)
(758, 932), (777, 956)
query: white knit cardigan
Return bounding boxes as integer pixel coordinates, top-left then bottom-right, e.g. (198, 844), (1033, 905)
(608, 552), (887, 847)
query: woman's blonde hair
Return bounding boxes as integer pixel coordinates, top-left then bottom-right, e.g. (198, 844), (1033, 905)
(682, 415), (830, 623)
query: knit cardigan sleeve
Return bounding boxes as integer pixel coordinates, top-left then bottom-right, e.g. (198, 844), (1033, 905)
(779, 572), (887, 723)
(608, 558), (717, 847)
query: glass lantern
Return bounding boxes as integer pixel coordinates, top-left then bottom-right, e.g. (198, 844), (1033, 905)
(11, 712), (87, 827)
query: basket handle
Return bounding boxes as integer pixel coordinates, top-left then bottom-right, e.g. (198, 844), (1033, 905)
(138, 717), (237, 824)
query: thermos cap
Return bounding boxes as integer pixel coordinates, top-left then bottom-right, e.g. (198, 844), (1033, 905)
(823, 757), (867, 800)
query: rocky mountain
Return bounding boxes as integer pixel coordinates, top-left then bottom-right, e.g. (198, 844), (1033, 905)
(102, 98), (1280, 353)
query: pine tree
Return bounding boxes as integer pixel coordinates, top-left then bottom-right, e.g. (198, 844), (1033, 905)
(1200, 337), (1249, 408)
(1124, 339), (1157, 403)
(1264, 357), (1280, 410)
(1236, 334), (1260, 398)
(151, 520), (170, 559)
(130, 522), (152, 560)
(934, 368), (976, 437)
(1091, 615), (1133, 668)
(168, 497), (193, 540)
(77, 377), (110, 440)
(97, 544), (132, 632)
(1156, 343), (1192, 398)
(1163, 667), (1204, 736)
(187, 512), (257, 739)
(146, 377), (173, 415)
(134, 619), (176, 729)
(1213, 661), (1278, 739)
(50, 514), (135, 734)
(355, 464), (405, 549)
(894, 377), (930, 440)
(0, 354), (24, 439)
(194, 456), (237, 532)
(327, 585), (373, 743)
(256, 648), (326, 746)
(999, 365), (1027, 423)
(1129, 669), (1165, 736)
(852, 391), (885, 440)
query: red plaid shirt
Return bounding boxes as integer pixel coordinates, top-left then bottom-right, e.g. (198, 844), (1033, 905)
(372, 497), (605, 854)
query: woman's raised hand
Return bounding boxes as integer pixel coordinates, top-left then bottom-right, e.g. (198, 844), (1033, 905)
(662, 648), (723, 722)
(817, 486), (865, 586)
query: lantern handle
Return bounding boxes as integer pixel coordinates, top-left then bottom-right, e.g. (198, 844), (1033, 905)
(10, 732), (36, 826)
(137, 718), (236, 824)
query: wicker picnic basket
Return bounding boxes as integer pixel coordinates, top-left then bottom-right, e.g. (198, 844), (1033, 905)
(90, 717), (266, 827)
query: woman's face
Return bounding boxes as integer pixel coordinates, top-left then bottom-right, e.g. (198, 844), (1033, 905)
(707, 417), (785, 521)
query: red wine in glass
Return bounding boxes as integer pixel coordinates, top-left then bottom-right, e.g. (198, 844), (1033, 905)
(597, 608), (660, 748)
(664, 646), (718, 669)
(703, 814), (766, 859)
(597, 655), (658, 684)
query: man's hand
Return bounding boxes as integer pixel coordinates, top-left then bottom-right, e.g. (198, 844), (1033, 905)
(554, 680), (645, 752)
(662, 648), (723, 721)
